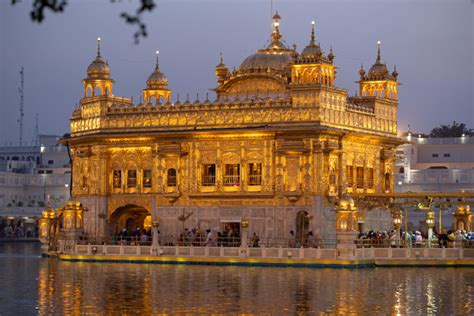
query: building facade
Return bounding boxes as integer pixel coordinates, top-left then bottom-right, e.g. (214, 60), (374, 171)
(65, 14), (401, 241)
(395, 134), (474, 230)
(0, 135), (70, 235)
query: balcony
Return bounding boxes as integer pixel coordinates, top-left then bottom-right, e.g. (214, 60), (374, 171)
(356, 177), (364, 189)
(202, 175), (216, 186)
(248, 175), (262, 186)
(223, 175), (240, 186)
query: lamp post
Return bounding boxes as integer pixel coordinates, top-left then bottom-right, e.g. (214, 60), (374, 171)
(240, 217), (249, 248)
(426, 210), (435, 247)
(392, 208), (402, 247)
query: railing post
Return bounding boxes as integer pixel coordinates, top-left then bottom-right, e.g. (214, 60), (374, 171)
(119, 243), (124, 255)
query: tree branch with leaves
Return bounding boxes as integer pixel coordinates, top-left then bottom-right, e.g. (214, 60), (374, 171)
(11, 0), (156, 43)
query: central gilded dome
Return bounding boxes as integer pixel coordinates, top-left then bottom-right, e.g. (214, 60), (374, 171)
(240, 51), (293, 71)
(239, 12), (294, 72)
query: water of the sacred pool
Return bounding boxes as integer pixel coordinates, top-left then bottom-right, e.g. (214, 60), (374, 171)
(0, 242), (472, 314)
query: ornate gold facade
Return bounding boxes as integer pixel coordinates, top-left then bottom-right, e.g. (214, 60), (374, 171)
(65, 14), (401, 240)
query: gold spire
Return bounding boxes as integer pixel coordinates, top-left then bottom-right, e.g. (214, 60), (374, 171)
(97, 37), (101, 57)
(155, 50), (160, 70)
(310, 21), (315, 45)
(271, 11), (282, 44)
(376, 40), (382, 63)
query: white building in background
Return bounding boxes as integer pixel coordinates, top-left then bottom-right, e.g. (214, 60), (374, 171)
(395, 134), (474, 230)
(0, 135), (71, 222)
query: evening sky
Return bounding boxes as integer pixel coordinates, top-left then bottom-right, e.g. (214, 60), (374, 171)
(0, 0), (472, 145)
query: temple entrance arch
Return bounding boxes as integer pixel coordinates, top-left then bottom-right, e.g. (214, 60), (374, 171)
(109, 204), (151, 234)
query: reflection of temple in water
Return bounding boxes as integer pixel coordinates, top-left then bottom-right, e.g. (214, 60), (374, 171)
(63, 13), (402, 241)
(36, 260), (474, 314)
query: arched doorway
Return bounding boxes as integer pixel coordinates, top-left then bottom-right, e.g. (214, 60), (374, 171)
(296, 210), (310, 243)
(109, 204), (151, 235)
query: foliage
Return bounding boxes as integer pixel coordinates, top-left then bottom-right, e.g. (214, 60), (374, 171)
(429, 121), (473, 138)
(10, 0), (156, 43)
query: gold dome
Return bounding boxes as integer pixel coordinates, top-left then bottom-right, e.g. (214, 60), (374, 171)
(301, 21), (322, 58)
(87, 55), (110, 78)
(240, 12), (294, 72)
(240, 51), (293, 71)
(147, 51), (168, 89)
(86, 38), (110, 79)
(147, 68), (168, 88)
(366, 41), (395, 81)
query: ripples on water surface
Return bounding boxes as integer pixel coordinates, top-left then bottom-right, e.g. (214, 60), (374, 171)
(0, 242), (473, 315)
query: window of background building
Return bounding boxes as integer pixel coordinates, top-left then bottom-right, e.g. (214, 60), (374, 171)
(143, 170), (152, 188)
(248, 163), (262, 185)
(443, 153), (450, 158)
(224, 164), (240, 186)
(167, 169), (177, 187)
(432, 153), (439, 158)
(48, 160), (54, 165)
(127, 170), (137, 188)
(202, 164), (216, 186)
(113, 170), (121, 188)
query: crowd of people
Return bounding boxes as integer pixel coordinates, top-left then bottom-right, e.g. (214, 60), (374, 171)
(113, 227), (152, 245)
(358, 229), (473, 248)
(0, 220), (38, 239)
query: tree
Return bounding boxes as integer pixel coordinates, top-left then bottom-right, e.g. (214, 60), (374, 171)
(429, 121), (473, 138)
(10, 0), (156, 43)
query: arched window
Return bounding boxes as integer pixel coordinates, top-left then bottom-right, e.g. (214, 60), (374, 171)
(86, 86), (92, 97)
(94, 86), (102, 96)
(167, 169), (177, 186)
(150, 96), (156, 105)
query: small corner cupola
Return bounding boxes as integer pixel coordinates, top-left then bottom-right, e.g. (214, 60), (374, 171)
(301, 21), (322, 58)
(143, 50), (172, 106)
(83, 37), (114, 98)
(215, 52), (229, 86)
(146, 50), (168, 89)
(366, 41), (393, 81)
(358, 41), (399, 100)
(86, 37), (110, 79)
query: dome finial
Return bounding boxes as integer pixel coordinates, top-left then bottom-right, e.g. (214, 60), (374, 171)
(97, 37), (101, 57)
(376, 40), (382, 63)
(310, 21), (316, 45)
(220, 52), (224, 64)
(271, 11), (282, 43)
(155, 50), (160, 69)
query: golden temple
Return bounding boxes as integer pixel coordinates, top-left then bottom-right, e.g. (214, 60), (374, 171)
(64, 13), (402, 241)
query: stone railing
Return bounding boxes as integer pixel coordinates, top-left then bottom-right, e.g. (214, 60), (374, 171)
(71, 244), (339, 260)
(355, 247), (474, 260)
